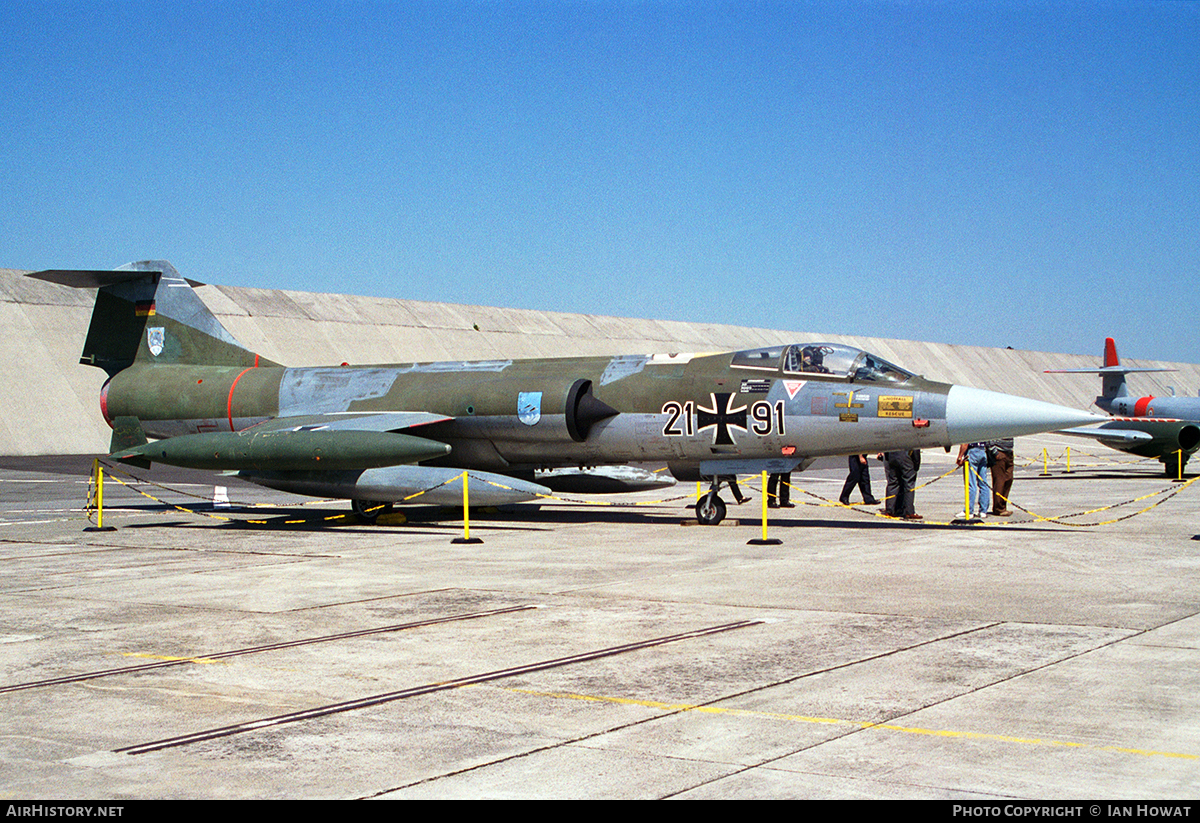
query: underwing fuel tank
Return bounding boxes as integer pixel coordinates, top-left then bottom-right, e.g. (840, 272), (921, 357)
(242, 466), (552, 507)
(111, 429), (451, 471)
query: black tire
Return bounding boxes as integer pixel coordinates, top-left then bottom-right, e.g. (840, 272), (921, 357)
(352, 499), (393, 523)
(696, 493), (726, 526)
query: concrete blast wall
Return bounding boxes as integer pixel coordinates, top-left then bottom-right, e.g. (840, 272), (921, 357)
(3, 267), (1198, 456)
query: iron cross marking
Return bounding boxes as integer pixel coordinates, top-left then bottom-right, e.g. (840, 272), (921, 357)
(696, 392), (748, 445)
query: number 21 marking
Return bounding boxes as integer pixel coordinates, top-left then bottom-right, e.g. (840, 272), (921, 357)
(662, 400), (785, 436)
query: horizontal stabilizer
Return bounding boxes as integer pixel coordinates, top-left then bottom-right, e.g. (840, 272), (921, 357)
(28, 269), (163, 289)
(1044, 367), (1175, 375)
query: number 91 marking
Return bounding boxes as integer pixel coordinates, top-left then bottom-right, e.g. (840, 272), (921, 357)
(750, 400), (786, 435)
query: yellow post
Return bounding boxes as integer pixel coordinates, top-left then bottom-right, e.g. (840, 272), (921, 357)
(452, 471), (483, 544)
(747, 469), (781, 545)
(462, 470), (470, 540)
(1178, 450), (1184, 481)
(1041, 448), (1049, 476)
(85, 458), (116, 532)
(1065, 446), (1071, 474)
(95, 458), (104, 530)
(760, 470), (769, 541)
(963, 458), (970, 518)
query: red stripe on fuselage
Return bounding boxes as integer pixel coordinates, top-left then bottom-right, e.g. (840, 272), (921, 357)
(100, 378), (112, 429)
(1133, 396), (1155, 417)
(227, 367), (255, 432)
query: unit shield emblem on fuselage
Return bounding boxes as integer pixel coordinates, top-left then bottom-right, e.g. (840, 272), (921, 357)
(147, 327), (165, 357)
(518, 391), (542, 426)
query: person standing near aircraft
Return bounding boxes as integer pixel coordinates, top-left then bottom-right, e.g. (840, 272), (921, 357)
(767, 472), (793, 508)
(719, 475), (751, 506)
(839, 454), (879, 506)
(989, 438), (1014, 516)
(956, 442), (990, 519)
(881, 449), (921, 520)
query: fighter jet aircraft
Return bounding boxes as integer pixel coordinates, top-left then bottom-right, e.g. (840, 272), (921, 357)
(32, 262), (1102, 525)
(1046, 338), (1200, 476)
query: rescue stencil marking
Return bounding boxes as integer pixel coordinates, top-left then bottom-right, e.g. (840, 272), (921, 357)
(878, 395), (913, 418)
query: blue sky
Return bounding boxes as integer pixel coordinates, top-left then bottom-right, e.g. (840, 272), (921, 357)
(3, 1), (1197, 363)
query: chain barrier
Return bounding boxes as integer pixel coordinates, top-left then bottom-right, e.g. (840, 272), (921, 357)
(744, 465), (961, 521)
(743, 458), (1196, 528)
(91, 461), (696, 528)
(86, 448), (1195, 530)
(97, 461), (461, 527)
(84, 461), (98, 526)
(1019, 446), (1159, 471)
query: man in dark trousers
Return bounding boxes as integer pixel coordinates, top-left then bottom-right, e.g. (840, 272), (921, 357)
(767, 472), (794, 508)
(880, 449), (921, 520)
(840, 454), (879, 506)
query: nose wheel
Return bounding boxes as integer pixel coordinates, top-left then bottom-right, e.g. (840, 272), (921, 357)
(352, 499), (393, 524)
(696, 491), (727, 526)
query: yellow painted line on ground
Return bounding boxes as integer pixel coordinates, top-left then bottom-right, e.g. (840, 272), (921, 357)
(503, 687), (1198, 761)
(120, 652), (224, 665)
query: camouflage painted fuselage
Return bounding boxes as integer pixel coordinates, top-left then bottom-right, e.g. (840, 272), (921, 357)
(34, 261), (1103, 511)
(101, 350), (953, 476)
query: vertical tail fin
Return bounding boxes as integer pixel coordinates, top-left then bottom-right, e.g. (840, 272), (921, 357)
(1044, 337), (1174, 412)
(28, 261), (277, 376)
(1100, 337), (1126, 400)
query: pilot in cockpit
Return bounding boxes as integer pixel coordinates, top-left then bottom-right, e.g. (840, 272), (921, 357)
(800, 345), (829, 373)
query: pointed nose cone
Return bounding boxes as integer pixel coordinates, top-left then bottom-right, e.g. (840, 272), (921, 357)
(946, 385), (1104, 443)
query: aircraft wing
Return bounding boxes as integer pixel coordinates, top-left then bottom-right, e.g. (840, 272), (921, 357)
(111, 411), (456, 471)
(243, 411), (453, 434)
(1055, 425), (1155, 444)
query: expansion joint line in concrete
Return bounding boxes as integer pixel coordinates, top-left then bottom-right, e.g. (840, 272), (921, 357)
(114, 619), (763, 756)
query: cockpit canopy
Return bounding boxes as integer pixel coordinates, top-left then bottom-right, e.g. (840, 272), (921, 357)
(731, 343), (915, 384)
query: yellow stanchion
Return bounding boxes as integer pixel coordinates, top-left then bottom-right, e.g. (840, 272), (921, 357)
(452, 471), (483, 544)
(1041, 448), (1050, 476)
(1065, 446), (1072, 474)
(963, 459), (970, 516)
(84, 458), (116, 532)
(747, 470), (781, 545)
(955, 458), (982, 523)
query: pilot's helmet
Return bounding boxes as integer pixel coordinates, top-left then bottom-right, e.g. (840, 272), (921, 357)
(801, 346), (824, 369)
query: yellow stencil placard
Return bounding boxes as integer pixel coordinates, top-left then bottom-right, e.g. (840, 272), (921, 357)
(877, 395), (913, 418)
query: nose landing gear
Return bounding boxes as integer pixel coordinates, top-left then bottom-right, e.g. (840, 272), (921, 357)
(352, 499), (394, 524)
(695, 476), (732, 526)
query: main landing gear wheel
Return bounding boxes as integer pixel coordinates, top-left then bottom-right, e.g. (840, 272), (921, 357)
(352, 499), (393, 524)
(696, 492), (727, 526)
(1164, 452), (1189, 479)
